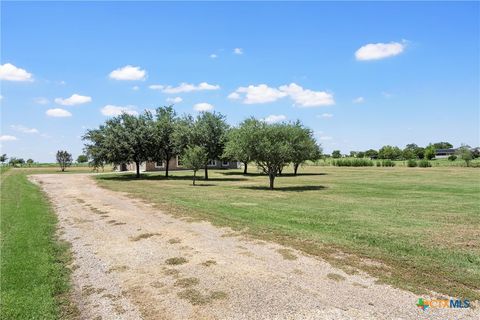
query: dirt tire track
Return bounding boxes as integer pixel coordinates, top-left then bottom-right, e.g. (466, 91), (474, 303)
(30, 174), (478, 320)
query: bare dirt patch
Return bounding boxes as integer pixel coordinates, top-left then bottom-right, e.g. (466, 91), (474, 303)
(29, 173), (479, 320)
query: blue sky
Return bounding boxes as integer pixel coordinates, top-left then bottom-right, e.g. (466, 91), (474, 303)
(1, 1), (479, 162)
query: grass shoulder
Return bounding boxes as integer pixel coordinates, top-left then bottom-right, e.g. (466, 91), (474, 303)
(0, 169), (77, 319)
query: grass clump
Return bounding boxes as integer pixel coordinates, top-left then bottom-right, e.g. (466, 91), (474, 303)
(418, 160), (432, 168)
(129, 232), (160, 242)
(165, 257), (188, 265)
(407, 159), (417, 167)
(327, 273), (346, 282)
(177, 289), (228, 305)
(277, 248), (298, 260)
(174, 277), (200, 288)
(201, 260), (217, 267)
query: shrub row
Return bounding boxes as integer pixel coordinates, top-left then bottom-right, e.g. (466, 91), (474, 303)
(332, 159), (374, 167)
(376, 160), (396, 167)
(407, 159), (432, 168)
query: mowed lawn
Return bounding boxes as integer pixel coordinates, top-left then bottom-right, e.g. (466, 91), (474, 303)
(97, 165), (480, 299)
(0, 168), (76, 319)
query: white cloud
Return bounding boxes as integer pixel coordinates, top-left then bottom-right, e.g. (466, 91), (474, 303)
(279, 83), (334, 107)
(355, 41), (406, 61)
(100, 105), (138, 116)
(132, 85), (140, 91)
(228, 84), (287, 104)
(34, 97), (50, 105)
(0, 63), (33, 81)
(0, 135), (18, 141)
(46, 108), (72, 117)
(233, 48), (243, 55)
(109, 65), (146, 81)
(318, 113), (333, 119)
(149, 82), (220, 94)
(193, 102), (214, 112)
(10, 125), (39, 134)
(229, 83), (334, 107)
(54, 94), (92, 106)
(353, 97), (365, 104)
(166, 97), (183, 104)
(263, 114), (287, 124)
(210, 54), (218, 59)
(227, 92), (240, 100)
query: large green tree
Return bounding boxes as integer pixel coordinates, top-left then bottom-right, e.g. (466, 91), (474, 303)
(288, 122), (322, 175)
(431, 142), (453, 149)
(250, 122), (294, 189)
(152, 106), (178, 178)
(190, 112), (229, 180)
(83, 112), (153, 178)
(223, 117), (261, 174)
(378, 145), (402, 160)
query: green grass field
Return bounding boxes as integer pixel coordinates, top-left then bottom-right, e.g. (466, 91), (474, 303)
(96, 165), (480, 299)
(0, 168), (77, 319)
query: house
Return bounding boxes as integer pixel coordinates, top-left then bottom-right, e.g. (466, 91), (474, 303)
(435, 148), (457, 158)
(120, 156), (240, 172)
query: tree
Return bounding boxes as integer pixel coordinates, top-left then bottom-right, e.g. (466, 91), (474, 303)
(456, 145), (473, 167)
(0, 154), (7, 164)
(288, 121), (322, 175)
(190, 112), (229, 180)
(365, 149), (378, 159)
(8, 157), (24, 167)
(182, 146), (207, 186)
(357, 151), (365, 158)
(83, 126), (109, 172)
(332, 150), (341, 158)
(402, 144), (419, 160)
(83, 112), (154, 178)
(349, 151), (358, 158)
(77, 155), (88, 163)
(424, 145), (436, 160)
(223, 118), (261, 175)
(56, 150), (72, 172)
(431, 142), (453, 149)
(250, 122), (294, 189)
(415, 147), (425, 159)
(26, 159), (34, 166)
(378, 145), (402, 160)
(151, 106), (178, 178)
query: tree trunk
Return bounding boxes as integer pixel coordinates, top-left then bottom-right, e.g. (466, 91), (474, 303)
(193, 170), (196, 186)
(135, 161), (140, 178)
(278, 167), (283, 175)
(294, 163), (299, 175)
(165, 156), (170, 178)
(243, 162), (248, 175)
(61, 167), (65, 172)
(204, 165), (209, 180)
(269, 173), (275, 190)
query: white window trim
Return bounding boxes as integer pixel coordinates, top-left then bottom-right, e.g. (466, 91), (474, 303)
(207, 160), (217, 167)
(155, 161), (165, 168)
(176, 156), (183, 167)
(222, 161), (229, 166)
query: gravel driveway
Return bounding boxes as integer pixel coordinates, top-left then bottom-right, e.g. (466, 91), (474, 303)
(30, 174), (478, 320)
